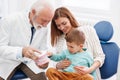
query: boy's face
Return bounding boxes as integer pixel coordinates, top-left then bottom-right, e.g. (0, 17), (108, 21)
(67, 42), (81, 54)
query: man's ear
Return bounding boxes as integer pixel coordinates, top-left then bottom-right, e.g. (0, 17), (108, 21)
(31, 9), (36, 15)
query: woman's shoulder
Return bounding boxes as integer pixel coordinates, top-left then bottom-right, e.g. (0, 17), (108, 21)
(57, 34), (66, 43)
(77, 26), (96, 36)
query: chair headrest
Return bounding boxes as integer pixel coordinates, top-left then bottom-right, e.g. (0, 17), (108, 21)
(94, 21), (113, 42)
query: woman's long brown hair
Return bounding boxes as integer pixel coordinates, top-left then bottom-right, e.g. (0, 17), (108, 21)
(51, 7), (79, 46)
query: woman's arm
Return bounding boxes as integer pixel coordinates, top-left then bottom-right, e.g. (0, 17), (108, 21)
(79, 26), (105, 67)
(88, 26), (105, 67)
(88, 61), (100, 73)
(75, 26), (105, 75)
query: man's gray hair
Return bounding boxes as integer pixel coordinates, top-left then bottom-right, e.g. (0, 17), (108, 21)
(30, 0), (55, 14)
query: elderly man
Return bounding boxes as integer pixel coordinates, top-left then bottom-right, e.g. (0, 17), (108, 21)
(0, 0), (55, 80)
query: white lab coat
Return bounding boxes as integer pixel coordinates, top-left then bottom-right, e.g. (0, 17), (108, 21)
(0, 12), (50, 79)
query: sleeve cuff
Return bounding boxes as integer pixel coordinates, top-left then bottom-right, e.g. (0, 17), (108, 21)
(16, 47), (23, 60)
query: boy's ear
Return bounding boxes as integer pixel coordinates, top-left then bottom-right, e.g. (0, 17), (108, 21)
(79, 44), (83, 48)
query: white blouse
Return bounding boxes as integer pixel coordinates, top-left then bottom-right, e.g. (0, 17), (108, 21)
(53, 25), (105, 80)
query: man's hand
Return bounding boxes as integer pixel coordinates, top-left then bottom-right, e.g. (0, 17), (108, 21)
(22, 46), (41, 60)
(37, 62), (49, 69)
(22, 46), (49, 69)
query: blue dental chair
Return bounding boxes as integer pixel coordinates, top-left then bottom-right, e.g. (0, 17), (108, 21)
(10, 21), (120, 80)
(94, 21), (120, 79)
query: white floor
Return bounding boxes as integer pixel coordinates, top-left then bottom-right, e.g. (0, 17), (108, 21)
(19, 75), (117, 80)
(102, 74), (116, 80)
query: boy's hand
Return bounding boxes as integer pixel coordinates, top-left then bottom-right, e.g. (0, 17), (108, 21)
(46, 51), (53, 57)
(56, 59), (71, 69)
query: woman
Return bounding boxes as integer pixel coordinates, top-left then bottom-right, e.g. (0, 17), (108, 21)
(50, 7), (105, 80)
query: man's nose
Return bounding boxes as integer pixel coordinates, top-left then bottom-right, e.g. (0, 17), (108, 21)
(42, 22), (49, 27)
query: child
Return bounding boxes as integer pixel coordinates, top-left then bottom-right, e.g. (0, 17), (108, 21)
(46, 28), (96, 80)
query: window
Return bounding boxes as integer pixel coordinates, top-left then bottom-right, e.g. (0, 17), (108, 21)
(62, 0), (111, 11)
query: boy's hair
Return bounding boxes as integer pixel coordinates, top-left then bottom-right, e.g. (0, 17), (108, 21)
(65, 28), (85, 45)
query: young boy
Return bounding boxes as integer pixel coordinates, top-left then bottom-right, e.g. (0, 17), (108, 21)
(46, 28), (96, 80)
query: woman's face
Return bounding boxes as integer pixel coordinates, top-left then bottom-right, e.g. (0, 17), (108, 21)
(55, 17), (72, 34)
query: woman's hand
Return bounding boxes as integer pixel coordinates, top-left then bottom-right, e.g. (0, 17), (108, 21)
(56, 59), (71, 69)
(74, 66), (91, 75)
